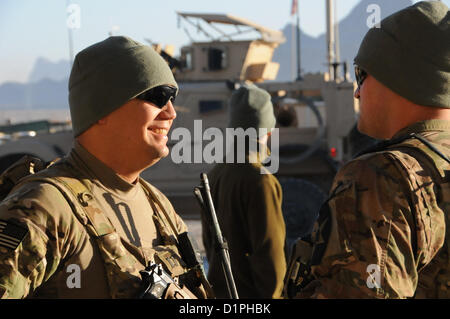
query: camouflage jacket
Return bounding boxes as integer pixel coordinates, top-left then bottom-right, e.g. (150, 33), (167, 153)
(286, 119), (450, 299)
(0, 142), (192, 298)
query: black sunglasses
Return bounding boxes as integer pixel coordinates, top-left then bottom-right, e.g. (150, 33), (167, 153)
(354, 65), (367, 88)
(136, 85), (177, 108)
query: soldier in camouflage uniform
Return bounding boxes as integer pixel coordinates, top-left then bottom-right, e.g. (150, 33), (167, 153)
(0, 36), (208, 298)
(284, 1), (450, 298)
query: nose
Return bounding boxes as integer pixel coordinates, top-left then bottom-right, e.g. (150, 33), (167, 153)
(354, 86), (361, 99)
(161, 99), (177, 120)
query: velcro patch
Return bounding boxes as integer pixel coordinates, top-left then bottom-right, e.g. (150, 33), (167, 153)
(0, 219), (28, 250)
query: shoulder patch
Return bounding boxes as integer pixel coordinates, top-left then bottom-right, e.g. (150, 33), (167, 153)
(0, 219), (28, 250)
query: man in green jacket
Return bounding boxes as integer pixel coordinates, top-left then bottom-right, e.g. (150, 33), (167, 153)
(202, 84), (286, 298)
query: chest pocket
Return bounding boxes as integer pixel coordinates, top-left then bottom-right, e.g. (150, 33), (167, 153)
(387, 141), (450, 298)
(22, 172), (187, 298)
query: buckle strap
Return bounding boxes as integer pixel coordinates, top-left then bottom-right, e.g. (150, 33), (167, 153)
(53, 176), (116, 237)
(139, 180), (179, 241)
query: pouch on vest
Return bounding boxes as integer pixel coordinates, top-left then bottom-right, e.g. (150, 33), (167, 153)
(283, 237), (313, 298)
(0, 156), (210, 298)
(141, 182), (213, 298)
(0, 155), (50, 200)
(56, 172), (206, 299)
(356, 134), (450, 298)
(385, 140), (450, 299)
(2, 159), (175, 298)
(22, 170), (145, 299)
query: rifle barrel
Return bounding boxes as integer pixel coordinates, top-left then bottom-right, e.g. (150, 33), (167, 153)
(200, 173), (239, 299)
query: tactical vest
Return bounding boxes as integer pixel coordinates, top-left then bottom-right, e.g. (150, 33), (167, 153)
(0, 156), (208, 299)
(283, 133), (450, 298)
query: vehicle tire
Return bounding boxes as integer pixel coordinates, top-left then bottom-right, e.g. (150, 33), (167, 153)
(278, 177), (327, 253)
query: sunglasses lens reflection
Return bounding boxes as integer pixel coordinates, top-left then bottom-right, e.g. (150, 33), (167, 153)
(137, 86), (177, 108)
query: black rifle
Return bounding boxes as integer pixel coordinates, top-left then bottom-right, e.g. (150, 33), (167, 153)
(194, 173), (239, 299)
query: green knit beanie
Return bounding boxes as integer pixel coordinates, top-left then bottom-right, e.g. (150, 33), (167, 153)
(228, 84), (276, 137)
(68, 36), (178, 136)
(354, 1), (449, 108)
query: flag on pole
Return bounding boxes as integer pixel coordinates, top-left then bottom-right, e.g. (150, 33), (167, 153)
(291, 0), (298, 16)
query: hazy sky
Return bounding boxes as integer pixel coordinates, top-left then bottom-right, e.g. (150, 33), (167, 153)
(0, 0), (447, 84)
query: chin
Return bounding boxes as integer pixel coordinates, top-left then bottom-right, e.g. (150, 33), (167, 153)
(159, 146), (170, 159)
(148, 147), (169, 165)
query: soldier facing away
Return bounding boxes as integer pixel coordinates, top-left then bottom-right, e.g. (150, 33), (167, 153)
(0, 36), (208, 298)
(202, 84), (287, 298)
(285, 1), (450, 298)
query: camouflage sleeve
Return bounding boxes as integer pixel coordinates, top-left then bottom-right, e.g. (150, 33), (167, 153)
(302, 152), (422, 299)
(0, 182), (84, 298)
(246, 174), (286, 298)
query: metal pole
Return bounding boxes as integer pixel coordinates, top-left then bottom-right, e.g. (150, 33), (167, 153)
(296, 1), (302, 81)
(66, 0), (74, 66)
(291, 22), (296, 81)
(326, 0), (335, 80)
(334, 0), (341, 79)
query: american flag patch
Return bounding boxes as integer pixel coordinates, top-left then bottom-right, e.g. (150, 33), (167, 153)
(0, 219), (28, 250)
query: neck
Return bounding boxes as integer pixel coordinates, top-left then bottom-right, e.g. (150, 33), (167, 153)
(109, 162), (141, 184)
(388, 102), (450, 139)
(77, 137), (144, 184)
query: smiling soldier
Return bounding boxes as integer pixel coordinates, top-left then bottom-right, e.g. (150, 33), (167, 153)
(0, 36), (208, 299)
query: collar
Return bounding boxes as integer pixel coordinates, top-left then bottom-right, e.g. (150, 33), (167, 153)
(392, 119), (450, 139)
(247, 141), (271, 166)
(67, 141), (139, 198)
(226, 139), (271, 166)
